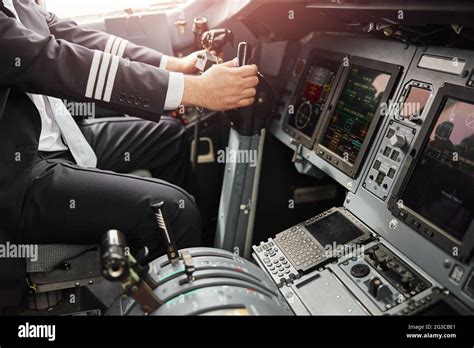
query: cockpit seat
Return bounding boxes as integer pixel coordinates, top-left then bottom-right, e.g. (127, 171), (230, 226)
(22, 169), (152, 314)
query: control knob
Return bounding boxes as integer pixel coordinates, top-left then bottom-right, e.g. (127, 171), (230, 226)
(368, 277), (393, 301)
(389, 133), (406, 149)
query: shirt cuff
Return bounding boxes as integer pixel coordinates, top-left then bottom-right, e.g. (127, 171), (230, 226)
(159, 55), (169, 70)
(164, 72), (184, 110)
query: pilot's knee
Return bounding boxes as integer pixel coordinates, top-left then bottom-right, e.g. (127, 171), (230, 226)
(161, 117), (187, 143)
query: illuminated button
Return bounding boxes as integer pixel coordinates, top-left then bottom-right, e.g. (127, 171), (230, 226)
(450, 265), (465, 283)
(383, 146), (391, 157)
(387, 168), (396, 179)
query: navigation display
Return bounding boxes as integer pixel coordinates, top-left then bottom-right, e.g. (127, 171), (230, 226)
(320, 66), (391, 164)
(402, 98), (474, 242)
(288, 56), (340, 137)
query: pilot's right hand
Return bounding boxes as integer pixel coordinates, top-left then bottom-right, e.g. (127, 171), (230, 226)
(182, 58), (259, 111)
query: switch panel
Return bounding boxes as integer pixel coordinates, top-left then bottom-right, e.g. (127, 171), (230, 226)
(363, 121), (416, 200)
(339, 243), (431, 312)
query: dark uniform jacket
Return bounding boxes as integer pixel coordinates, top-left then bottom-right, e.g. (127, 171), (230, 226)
(0, 0), (173, 307)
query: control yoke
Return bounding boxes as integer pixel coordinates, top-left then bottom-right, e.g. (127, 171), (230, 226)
(195, 28), (234, 72)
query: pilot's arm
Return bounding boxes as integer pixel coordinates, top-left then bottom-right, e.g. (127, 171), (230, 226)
(1, 10), (258, 118)
(0, 12), (173, 120)
(36, 5), (176, 72)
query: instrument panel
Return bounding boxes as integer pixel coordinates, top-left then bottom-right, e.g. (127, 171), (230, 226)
(389, 83), (474, 262)
(284, 49), (344, 148)
(265, 33), (474, 314)
(314, 57), (401, 178)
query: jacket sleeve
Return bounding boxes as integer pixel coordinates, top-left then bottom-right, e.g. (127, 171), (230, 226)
(0, 12), (169, 121)
(36, 4), (166, 68)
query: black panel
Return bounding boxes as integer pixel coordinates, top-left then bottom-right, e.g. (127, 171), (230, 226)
(305, 211), (364, 246)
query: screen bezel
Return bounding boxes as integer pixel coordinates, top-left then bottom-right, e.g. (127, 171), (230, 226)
(283, 49), (346, 149)
(314, 56), (402, 178)
(388, 84), (474, 262)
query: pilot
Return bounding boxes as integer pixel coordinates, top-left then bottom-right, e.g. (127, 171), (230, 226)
(0, 0), (259, 306)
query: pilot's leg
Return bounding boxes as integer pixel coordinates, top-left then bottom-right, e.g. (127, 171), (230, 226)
(78, 116), (197, 196)
(20, 147), (201, 262)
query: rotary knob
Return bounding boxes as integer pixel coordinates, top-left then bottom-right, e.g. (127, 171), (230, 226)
(389, 133), (406, 148)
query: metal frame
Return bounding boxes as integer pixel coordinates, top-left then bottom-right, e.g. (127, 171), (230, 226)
(388, 83), (474, 262)
(393, 80), (434, 125)
(314, 56), (403, 178)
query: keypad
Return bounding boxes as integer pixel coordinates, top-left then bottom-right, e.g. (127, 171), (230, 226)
(274, 226), (327, 272)
(253, 238), (299, 287)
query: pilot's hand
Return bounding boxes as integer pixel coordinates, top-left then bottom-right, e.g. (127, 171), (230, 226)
(166, 49), (217, 75)
(182, 58), (259, 111)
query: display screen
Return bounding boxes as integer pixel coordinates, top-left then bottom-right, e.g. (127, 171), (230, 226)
(288, 56), (340, 137)
(417, 300), (461, 316)
(320, 66), (391, 164)
(400, 86), (431, 119)
(305, 212), (364, 247)
(402, 98), (474, 242)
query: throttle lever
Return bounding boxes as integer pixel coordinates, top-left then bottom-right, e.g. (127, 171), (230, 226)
(151, 201), (179, 266)
(237, 42), (252, 67)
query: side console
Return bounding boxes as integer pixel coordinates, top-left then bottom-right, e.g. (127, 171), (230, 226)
(253, 207), (473, 315)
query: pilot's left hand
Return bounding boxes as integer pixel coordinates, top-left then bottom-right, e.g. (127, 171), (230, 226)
(165, 49), (217, 75)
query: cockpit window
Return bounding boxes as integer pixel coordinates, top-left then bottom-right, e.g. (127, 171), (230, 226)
(43, 0), (188, 22)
